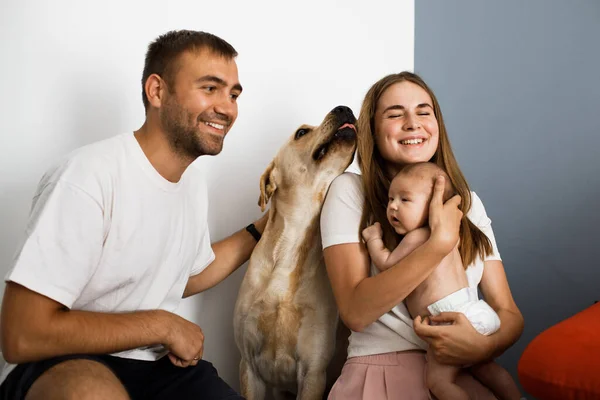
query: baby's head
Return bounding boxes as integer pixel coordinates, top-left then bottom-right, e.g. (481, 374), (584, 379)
(387, 162), (455, 235)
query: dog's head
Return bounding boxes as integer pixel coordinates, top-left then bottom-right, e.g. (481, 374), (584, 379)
(258, 106), (357, 211)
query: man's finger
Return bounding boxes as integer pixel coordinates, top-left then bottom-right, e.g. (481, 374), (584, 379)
(168, 353), (185, 368)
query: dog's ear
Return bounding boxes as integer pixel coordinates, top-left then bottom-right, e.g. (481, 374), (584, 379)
(258, 160), (278, 212)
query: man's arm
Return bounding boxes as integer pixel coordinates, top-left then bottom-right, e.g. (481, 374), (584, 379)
(183, 214), (268, 297)
(0, 282), (204, 365)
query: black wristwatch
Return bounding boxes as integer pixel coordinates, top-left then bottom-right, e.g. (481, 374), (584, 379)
(245, 223), (262, 242)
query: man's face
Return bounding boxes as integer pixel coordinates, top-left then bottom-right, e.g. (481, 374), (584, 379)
(159, 49), (241, 159)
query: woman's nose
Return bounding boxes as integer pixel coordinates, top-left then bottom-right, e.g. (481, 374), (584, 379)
(403, 113), (420, 131)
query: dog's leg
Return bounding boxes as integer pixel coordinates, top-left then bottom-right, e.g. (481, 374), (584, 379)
(272, 389), (295, 400)
(240, 358), (267, 400)
(297, 364), (327, 400)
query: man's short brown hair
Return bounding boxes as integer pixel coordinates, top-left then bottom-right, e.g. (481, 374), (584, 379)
(141, 30), (238, 111)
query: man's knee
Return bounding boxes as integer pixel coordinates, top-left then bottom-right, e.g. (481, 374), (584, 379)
(25, 359), (129, 400)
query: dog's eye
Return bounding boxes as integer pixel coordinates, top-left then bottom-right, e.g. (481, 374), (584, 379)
(295, 129), (308, 140)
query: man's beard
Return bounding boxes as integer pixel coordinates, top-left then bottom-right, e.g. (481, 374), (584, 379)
(160, 97), (227, 160)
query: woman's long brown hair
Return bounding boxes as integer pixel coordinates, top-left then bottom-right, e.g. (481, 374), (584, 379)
(357, 72), (492, 267)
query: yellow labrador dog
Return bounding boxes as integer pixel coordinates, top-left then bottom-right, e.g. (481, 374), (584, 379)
(234, 106), (357, 400)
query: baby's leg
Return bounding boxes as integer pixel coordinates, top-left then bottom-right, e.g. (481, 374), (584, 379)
(469, 361), (521, 400)
(426, 347), (469, 400)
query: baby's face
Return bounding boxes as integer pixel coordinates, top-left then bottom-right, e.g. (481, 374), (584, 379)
(386, 174), (432, 235)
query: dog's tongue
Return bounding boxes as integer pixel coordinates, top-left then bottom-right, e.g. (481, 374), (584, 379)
(338, 123), (356, 131)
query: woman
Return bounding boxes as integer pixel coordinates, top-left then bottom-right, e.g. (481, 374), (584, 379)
(321, 72), (524, 399)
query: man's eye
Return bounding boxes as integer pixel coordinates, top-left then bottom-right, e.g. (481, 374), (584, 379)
(295, 129), (309, 140)
(230, 93), (240, 100)
(203, 86), (216, 93)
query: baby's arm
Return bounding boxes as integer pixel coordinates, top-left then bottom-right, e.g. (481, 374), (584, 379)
(362, 222), (393, 270)
(387, 227), (431, 269)
(362, 225), (431, 272)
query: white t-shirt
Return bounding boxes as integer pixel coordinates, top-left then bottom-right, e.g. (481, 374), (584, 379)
(320, 159), (501, 358)
(1, 132), (215, 382)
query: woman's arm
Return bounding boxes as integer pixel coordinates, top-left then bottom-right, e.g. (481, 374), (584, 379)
(479, 260), (524, 358)
(326, 176), (462, 332)
(413, 261), (523, 365)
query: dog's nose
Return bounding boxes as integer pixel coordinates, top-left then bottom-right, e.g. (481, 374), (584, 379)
(332, 106), (356, 122)
(333, 106), (351, 115)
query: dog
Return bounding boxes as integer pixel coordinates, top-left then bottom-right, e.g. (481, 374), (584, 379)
(233, 106), (357, 399)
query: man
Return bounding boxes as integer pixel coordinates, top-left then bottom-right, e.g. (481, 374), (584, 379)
(0, 30), (266, 399)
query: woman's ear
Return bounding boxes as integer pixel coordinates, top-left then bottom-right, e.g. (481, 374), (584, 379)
(258, 160), (278, 212)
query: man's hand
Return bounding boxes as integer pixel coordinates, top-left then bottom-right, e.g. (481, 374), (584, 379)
(164, 313), (205, 368)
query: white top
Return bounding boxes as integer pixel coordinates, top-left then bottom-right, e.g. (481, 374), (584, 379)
(320, 158), (501, 358)
(2, 132), (214, 382)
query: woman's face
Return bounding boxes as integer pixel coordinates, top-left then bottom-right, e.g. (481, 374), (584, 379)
(373, 81), (439, 174)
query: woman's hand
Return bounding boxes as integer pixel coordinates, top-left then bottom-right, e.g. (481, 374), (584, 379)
(413, 313), (495, 365)
(428, 176), (462, 255)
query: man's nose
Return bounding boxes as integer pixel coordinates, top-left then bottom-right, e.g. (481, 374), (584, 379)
(214, 94), (236, 121)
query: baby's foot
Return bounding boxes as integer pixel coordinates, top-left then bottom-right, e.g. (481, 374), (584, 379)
(362, 222), (383, 242)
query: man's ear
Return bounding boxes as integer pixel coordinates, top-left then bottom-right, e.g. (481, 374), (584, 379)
(258, 160), (278, 212)
(145, 73), (166, 109)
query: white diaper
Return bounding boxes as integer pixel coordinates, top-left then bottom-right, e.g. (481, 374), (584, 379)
(426, 287), (501, 336)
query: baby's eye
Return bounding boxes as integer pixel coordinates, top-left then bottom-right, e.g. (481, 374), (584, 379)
(401, 198), (409, 202)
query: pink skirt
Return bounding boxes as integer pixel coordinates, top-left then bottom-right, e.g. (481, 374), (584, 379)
(327, 351), (497, 400)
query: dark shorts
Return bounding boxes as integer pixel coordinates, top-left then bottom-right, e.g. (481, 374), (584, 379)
(0, 354), (244, 400)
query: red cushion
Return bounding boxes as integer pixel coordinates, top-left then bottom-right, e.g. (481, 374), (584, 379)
(518, 302), (600, 400)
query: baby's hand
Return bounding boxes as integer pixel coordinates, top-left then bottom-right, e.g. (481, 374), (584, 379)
(362, 222), (383, 243)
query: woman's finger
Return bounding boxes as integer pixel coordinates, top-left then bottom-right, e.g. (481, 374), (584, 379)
(429, 311), (462, 324)
(414, 317), (441, 339)
(430, 175), (446, 208)
(445, 194), (462, 209)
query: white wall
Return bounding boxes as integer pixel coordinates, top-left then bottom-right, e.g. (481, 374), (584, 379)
(0, 0), (414, 387)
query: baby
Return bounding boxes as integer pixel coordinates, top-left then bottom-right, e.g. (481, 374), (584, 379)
(362, 162), (521, 400)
